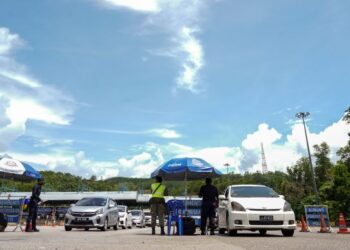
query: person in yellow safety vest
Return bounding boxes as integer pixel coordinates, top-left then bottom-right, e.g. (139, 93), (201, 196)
(150, 176), (168, 235)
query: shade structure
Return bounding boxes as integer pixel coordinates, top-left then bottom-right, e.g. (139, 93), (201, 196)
(0, 156), (41, 181)
(151, 157), (222, 181)
(151, 157), (223, 212)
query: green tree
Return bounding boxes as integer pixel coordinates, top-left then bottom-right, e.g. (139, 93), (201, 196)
(343, 106), (350, 124)
(313, 142), (333, 187)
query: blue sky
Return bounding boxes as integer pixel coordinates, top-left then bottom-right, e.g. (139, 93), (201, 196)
(0, 0), (349, 178)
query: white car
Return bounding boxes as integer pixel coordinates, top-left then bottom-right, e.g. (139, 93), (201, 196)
(117, 205), (133, 229)
(130, 210), (145, 228)
(218, 185), (296, 237)
(144, 211), (151, 227)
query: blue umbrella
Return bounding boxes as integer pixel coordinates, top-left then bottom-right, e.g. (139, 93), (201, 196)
(0, 156), (41, 181)
(151, 157), (222, 181)
(151, 157), (223, 211)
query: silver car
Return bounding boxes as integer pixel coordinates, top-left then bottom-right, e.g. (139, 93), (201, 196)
(130, 210), (146, 228)
(65, 197), (119, 231)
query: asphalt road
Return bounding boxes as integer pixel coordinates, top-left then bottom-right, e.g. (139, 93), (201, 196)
(0, 226), (349, 250)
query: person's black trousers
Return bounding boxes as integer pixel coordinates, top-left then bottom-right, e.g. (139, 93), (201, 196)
(26, 202), (38, 229)
(200, 204), (215, 232)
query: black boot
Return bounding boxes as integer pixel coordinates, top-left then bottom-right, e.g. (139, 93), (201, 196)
(25, 223), (33, 232)
(152, 227), (155, 235)
(160, 227), (165, 235)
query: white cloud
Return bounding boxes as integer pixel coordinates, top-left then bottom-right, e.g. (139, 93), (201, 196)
(99, 0), (160, 12)
(9, 150), (119, 180)
(242, 123), (282, 150)
(176, 26), (204, 92)
(0, 27), (75, 151)
(0, 70), (41, 88)
(6, 116), (348, 179)
(82, 127), (182, 139)
(0, 27), (22, 55)
(147, 128), (182, 139)
(95, 0), (207, 93)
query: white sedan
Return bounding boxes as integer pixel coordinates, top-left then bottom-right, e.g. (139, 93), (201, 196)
(117, 205), (133, 229)
(218, 185), (296, 237)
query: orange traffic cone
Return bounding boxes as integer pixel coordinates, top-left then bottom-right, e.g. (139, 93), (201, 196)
(338, 213), (350, 234)
(300, 216), (310, 232)
(318, 214), (331, 233)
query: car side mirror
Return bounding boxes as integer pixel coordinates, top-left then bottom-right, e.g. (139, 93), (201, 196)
(219, 195), (227, 200)
(70, 203), (75, 207)
(109, 204), (115, 208)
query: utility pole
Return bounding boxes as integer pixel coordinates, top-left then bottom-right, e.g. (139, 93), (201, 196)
(261, 142), (268, 174)
(295, 112), (320, 204)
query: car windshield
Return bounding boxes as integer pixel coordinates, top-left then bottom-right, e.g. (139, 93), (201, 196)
(76, 198), (107, 206)
(144, 212), (151, 216)
(231, 186), (279, 198)
(131, 211), (141, 216)
(118, 207), (126, 212)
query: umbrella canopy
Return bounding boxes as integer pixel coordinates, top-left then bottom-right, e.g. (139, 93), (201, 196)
(0, 156), (41, 181)
(151, 157), (222, 181)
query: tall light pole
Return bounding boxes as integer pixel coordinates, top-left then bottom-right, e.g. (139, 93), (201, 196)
(224, 163), (230, 175)
(295, 112), (320, 204)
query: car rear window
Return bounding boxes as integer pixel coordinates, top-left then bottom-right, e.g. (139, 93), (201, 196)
(230, 186), (279, 198)
(131, 211), (141, 216)
(118, 206), (126, 212)
(76, 198), (107, 206)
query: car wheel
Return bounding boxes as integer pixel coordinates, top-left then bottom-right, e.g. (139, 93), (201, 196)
(259, 229), (267, 236)
(84, 228), (89, 231)
(113, 220), (118, 230)
(218, 228), (226, 234)
(228, 229), (237, 236)
(65, 226), (72, 231)
(282, 229), (294, 237)
(100, 218), (108, 231)
(226, 212), (236, 236)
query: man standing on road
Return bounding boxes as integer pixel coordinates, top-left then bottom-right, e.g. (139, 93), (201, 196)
(199, 177), (218, 235)
(25, 178), (45, 232)
(150, 176), (168, 235)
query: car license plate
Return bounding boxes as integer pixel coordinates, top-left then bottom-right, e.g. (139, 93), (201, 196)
(76, 217), (88, 221)
(260, 215), (273, 221)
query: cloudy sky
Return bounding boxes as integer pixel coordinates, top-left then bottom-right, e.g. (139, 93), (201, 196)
(0, 0), (349, 179)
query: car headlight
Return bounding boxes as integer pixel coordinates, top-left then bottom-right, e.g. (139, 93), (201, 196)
(283, 201), (292, 212)
(96, 208), (104, 215)
(231, 201), (246, 211)
(67, 208), (72, 215)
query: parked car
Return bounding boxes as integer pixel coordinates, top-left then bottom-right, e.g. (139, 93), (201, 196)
(117, 205), (133, 229)
(218, 185), (296, 237)
(130, 210), (145, 228)
(144, 211), (151, 227)
(64, 197), (119, 231)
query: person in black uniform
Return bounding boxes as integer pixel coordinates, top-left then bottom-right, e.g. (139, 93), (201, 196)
(25, 178), (45, 232)
(198, 177), (218, 235)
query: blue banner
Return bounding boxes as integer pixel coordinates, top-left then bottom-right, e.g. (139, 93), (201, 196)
(304, 205), (330, 227)
(0, 199), (23, 224)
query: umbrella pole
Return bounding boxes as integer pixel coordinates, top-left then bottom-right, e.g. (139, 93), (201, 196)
(185, 170), (188, 215)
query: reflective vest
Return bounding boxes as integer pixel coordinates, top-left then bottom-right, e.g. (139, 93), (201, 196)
(151, 183), (166, 198)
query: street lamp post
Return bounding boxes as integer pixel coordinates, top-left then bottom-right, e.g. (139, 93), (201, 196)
(295, 112), (320, 204)
(224, 163), (230, 175)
